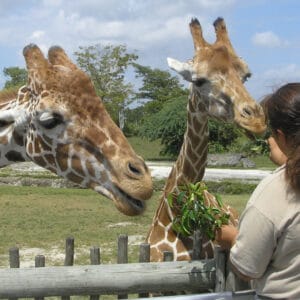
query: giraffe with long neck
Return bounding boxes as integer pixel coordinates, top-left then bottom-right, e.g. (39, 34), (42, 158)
(0, 44), (153, 216)
(147, 18), (266, 261)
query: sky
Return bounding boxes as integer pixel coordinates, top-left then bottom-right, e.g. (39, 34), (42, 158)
(0, 0), (300, 101)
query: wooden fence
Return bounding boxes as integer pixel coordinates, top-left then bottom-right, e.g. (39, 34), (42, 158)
(0, 234), (251, 299)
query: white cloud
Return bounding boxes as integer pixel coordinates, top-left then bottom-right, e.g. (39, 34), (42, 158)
(197, 0), (236, 10)
(263, 64), (300, 83)
(42, 0), (62, 7)
(246, 64), (300, 99)
(252, 31), (287, 48)
(0, 0), (237, 51)
(30, 30), (45, 40)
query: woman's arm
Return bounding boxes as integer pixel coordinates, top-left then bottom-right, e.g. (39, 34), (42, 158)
(215, 225), (253, 281)
(215, 224), (238, 250)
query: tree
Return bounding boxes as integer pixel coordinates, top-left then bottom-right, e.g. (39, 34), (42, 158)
(133, 63), (189, 115)
(139, 96), (187, 157)
(208, 120), (240, 153)
(3, 67), (27, 89)
(124, 106), (145, 136)
(139, 96), (241, 157)
(74, 44), (138, 125)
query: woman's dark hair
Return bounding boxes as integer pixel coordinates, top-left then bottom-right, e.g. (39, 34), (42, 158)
(264, 83), (300, 191)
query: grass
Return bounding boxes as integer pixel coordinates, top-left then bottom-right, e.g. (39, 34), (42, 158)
(0, 185), (250, 268)
(0, 184), (249, 300)
(0, 186), (160, 266)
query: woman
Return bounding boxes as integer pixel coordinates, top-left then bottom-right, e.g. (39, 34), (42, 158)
(216, 83), (300, 299)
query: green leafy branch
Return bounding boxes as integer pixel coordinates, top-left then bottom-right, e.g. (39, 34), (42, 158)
(248, 128), (271, 156)
(167, 182), (230, 240)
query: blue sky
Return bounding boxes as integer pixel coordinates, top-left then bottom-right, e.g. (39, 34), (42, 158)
(0, 0), (300, 100)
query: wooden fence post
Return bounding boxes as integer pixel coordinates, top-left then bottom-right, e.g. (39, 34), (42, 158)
(163, 251), (174, 296)
(118, 234), (128, 299)
(214, 246), (226, 292)
(35, 255), (45, 300)
(139, 243), (150, 298)
(192, 230), (202, 260)
(90, 246), (101, 300)
(62, 236), (74, 300)
(163, 251), (174, 262)
(64, 236), (74, 266)
(9, 247), (20, 268)
(9, 247), (19, 300)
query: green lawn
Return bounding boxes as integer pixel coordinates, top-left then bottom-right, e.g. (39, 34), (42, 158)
(0, 185), (250, 268)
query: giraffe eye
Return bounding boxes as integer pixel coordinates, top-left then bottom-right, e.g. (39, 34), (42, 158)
(194, 78), (209, 87)
(39, 112), (64, 129)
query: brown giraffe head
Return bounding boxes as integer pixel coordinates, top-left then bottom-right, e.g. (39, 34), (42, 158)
(13, 44), (153, 215)
(168, 17), (266, 134)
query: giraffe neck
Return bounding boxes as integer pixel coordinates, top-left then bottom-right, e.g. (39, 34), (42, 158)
(147, 92), (213, 261)
(173, 95), (208, 188)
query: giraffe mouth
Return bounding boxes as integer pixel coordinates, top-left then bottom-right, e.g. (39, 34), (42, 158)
(115, 187), (145, 215)
(93, 184), (145, 216)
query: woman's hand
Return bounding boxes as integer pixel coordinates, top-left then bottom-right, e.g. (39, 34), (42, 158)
(268, 136), (287, 166)
(215, 224), (238, 250)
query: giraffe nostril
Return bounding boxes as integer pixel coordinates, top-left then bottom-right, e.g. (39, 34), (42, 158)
(128, 162), (142, 177)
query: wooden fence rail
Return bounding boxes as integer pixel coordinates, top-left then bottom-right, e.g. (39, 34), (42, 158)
(0, 235), (249, 299)
(0, 260), (216, 298)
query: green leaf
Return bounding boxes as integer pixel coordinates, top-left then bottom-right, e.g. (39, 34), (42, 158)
(177, 191), (186, 205)
(167, 181), (233, 239)
(215, 194), (223, 207)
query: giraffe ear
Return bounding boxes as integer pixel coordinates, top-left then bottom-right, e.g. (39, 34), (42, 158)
(167, 57), (194, 82)
(0, 110), (16, 126)
(0, 109), (28, 133)
(48, 46), (77, 70)
(167, 57), (210, 83)
(23, 44), (50, 71)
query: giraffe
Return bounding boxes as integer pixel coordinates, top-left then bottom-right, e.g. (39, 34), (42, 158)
(0, 44), (153, 216)
(146, 18), (266, 261)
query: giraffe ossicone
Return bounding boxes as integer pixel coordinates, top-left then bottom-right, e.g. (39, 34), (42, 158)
(0, 44), (153, 216)
(147, 17), (266, 262)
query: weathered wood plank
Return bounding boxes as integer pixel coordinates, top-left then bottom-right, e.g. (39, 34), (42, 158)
(214, 246), (226, 292)
(90, 247), (100, 300)
(9, 247), (19, 268)
(117, 234), (128, 299)
(35, 255), (45, 300)
(0, 260), (215, 298)
(62, 236), (74, 300)
(138, 243), (150, 298)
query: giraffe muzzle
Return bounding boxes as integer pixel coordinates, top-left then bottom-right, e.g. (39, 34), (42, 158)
(93, 183), (145, 216)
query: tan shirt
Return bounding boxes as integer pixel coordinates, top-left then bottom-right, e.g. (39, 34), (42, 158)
(230, 165), (300, 299)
